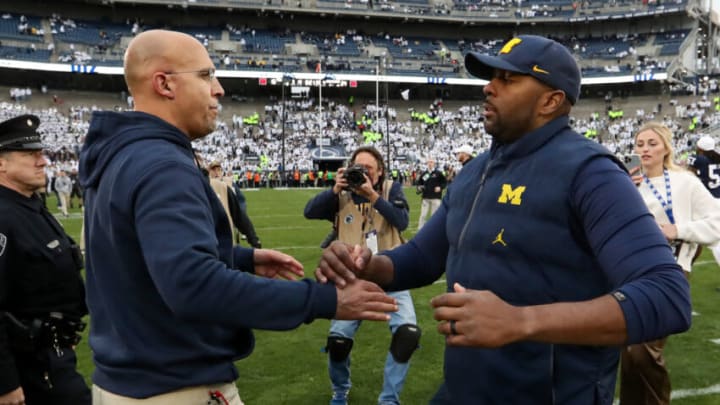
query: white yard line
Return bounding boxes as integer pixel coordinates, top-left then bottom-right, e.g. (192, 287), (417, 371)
(671, 384), (720, 400)
(255, 225), (319, 231)
(54, 213), (83, 219)
(613, 383), (720, 404)
(250, 214), (314, 218)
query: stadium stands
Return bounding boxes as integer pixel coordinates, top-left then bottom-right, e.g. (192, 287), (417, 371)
(53, 19), (131, 47)
(0, 0), (697, 84)
(230, 28), (295, 54)
(0, 3), (718, 401)
(0, 14), (43, 42)
(3, 82), (718, 189)
(0, 45), (51, 62)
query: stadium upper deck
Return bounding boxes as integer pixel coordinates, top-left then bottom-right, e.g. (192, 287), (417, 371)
(0, 0), (711, 99)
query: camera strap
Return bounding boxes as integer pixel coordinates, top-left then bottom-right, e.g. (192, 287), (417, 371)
(359, 202), (375, 233)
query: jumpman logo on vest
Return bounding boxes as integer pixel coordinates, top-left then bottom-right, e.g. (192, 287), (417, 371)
(492, 228), (507, 246)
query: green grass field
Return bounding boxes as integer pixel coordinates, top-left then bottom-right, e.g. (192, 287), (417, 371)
(52, 187), (720, 404)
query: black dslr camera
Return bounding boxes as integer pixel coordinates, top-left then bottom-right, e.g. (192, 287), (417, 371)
(343, 164), (369, 189)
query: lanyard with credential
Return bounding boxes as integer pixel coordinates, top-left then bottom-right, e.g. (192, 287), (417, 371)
(643, 169), (675, 224)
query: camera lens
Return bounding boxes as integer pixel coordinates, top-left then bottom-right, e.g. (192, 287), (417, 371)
(347, 171), (363, 185)
(344, 165), (368, 188)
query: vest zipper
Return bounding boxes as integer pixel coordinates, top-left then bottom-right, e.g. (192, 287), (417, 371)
(458, 152), (499, 247)
(44, 371), (53, 389)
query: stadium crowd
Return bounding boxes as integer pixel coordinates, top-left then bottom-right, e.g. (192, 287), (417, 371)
(0, 92), (718, 193)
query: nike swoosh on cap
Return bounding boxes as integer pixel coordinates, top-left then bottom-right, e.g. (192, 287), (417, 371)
(532, 65), (549, 74)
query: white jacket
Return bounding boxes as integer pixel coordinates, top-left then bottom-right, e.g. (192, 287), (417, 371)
(638, 169), (720, 271)
(54, 175), (73, 195)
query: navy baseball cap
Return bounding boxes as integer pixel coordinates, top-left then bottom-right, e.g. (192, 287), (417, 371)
(465, 35), (581, 104)
(0, 114), (44, 151)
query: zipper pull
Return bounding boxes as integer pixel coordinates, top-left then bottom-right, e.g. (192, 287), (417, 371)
(44, 371), (53, 389)
(51, 326), (64, 357)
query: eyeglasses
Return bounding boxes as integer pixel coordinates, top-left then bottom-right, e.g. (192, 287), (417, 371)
(164, 68), (216, 81)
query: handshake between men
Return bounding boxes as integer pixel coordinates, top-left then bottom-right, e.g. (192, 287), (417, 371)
(254, 248), (398, 321)
(314, 241), (519, 348)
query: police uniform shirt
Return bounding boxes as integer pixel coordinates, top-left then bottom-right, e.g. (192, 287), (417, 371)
(0, 184), (88, 391)
(0, 184), (86, 322)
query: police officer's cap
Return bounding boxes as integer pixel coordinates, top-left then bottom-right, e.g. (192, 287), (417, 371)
(0, 114), (44, 151)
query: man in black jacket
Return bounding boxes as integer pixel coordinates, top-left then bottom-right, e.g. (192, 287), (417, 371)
(417, 158), (447, 229)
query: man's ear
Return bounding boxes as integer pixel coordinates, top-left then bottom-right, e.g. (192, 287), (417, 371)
(538, 89), (566, 116)
(0, 153), (8, 173)
(152, 72), (175, 100)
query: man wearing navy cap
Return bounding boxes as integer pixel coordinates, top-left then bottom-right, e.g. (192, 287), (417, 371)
(315, 35), (691, 404)
(0, 115), (90, 405)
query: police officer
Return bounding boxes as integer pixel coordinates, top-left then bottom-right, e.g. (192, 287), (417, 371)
(0, 115), (90, 405)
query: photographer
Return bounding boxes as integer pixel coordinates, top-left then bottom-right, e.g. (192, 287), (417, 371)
(304, 146), (420, 405)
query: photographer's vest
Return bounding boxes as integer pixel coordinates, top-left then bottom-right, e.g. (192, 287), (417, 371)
(210, 178), (235, 231)
(336, 179), (404, 250)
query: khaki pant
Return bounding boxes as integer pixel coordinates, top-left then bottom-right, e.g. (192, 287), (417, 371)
(93, 383), (244, 405)
(619, 338), (670, 405)
(418, 198), (441, 230)
(58, 191), (70, 216)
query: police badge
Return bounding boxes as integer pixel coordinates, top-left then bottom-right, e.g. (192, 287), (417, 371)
(0, 233), (6, 257)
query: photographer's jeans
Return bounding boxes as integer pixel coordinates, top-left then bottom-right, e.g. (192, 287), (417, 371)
(328, 290), (416, 405)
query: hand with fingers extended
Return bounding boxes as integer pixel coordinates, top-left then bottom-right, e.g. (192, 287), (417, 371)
(253, 248), (305, 280)
(315, 241), (372, 288)
(335, 279), (398, 321)
(431, 283), (527, 348)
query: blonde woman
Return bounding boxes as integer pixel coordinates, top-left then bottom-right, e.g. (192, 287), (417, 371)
(620, 122), (720, 404)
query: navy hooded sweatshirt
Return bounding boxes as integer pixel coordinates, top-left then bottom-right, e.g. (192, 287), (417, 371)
(79, 111), (336, 398)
